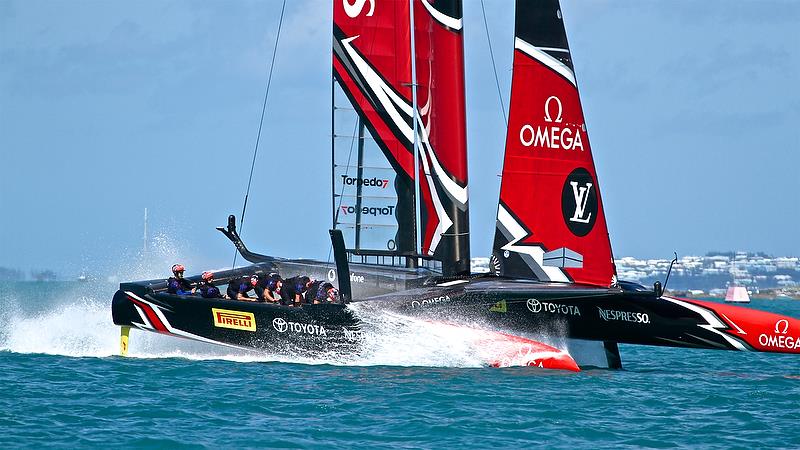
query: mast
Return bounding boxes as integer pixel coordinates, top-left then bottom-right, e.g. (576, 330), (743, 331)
(354, 119), (366, 250)
(410, 0), (421, 265)
(331, 71), (336, 229)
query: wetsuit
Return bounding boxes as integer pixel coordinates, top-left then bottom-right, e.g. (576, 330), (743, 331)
(304, 280), (321, 303)
(281, 276), (310, 305)
(226, 277), (255, 300)
(167, 276), (194, 295)
(254, 277), (280, 303)
(198, 281), (222, 299)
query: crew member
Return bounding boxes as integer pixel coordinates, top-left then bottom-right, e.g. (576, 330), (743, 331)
(198, 271), (223, 299)
(255, 273), (283, 303)
(324, 285), (339, 303)
(167, 264), (195, 295)
(226, 274), (259, 301)
(308, 281), (338, 304)
(281, 275), (312, 306)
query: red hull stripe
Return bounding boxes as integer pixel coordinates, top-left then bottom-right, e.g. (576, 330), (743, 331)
(128, 296), (169, 333)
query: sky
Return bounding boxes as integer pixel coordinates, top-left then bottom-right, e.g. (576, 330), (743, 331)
(1, 0), (799, 276)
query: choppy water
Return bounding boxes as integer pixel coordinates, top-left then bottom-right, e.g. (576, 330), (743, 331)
(1, 280), (799, 448)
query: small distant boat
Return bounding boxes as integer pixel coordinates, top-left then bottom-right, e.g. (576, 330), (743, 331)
(725, 286), (750, 303)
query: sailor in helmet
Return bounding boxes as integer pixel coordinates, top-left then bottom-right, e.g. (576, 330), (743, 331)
(316, 283), (339, 304)
(255, 273), (283, 303)
(309, 281), (339, 304)
(167, 264), (196, 295)
(198, 271), (223, 299)
(226, 274), (259, 301)
(281, 276), (313, 306)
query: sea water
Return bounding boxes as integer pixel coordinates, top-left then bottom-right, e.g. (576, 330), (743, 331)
(1, 280), (799, 449)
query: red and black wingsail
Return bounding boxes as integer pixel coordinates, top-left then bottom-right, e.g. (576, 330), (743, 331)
(413, 0), (470, 274)
(332, 0), (470, 273)
(333, 0), (417, 254)
(491, 0), (616, 287)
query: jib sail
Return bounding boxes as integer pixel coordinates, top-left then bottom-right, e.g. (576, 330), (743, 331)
(491, 0), (616, 287)
(332, 0), (470, 275)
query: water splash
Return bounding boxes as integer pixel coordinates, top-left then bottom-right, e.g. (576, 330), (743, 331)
(113, 230), (187, 282)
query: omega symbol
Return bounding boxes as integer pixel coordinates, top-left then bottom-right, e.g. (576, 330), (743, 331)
(544, 96), (563, 123)
(344, 0), (374, 18)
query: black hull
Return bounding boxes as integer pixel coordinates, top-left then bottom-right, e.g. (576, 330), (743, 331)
(112, 289), (361, 357)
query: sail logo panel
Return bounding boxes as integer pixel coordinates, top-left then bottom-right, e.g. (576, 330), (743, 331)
(333, 116), (401, 251)
(492, 0), (615, 287)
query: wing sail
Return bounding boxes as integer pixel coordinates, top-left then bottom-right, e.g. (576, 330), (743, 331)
(413, 0), (470, 274)
(333, 0), (416, 255)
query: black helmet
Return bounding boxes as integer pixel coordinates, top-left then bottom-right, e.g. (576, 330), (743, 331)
(267, 273), (282, 290)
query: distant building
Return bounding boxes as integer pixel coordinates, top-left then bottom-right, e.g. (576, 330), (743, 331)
(470, 252), (800, 292)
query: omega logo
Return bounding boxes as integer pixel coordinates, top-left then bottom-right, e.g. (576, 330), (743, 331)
(344, 0), (374, 18)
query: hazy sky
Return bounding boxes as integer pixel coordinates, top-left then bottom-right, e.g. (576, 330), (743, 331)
(1, 0), (799, 275)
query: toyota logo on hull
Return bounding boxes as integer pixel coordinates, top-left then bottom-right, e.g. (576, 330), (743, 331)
(526, 298), (581, 316)
(272, 318), (288, 333)
(272, 318), (328, 336)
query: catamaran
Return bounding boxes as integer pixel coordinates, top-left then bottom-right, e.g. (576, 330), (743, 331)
(112, 0), (800, 369)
